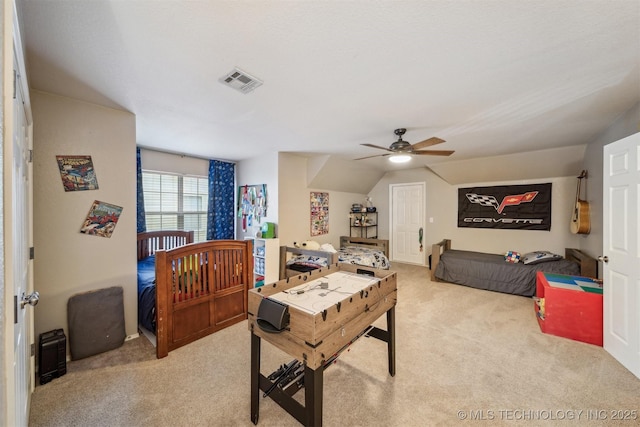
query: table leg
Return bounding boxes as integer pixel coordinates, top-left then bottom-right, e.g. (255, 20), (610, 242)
(387, 307), (396, 377)
(304, 364), (323, 427)
(251, 332), (261, 425)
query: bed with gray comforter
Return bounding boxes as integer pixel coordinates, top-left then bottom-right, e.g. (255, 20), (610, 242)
(433, 249), (581, 297)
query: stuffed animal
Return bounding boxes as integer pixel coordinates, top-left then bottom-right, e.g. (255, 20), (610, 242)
(293, 240), (321, 250)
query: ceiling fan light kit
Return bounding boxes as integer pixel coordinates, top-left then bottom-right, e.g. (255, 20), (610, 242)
(389, 154), (411, 163)
(357, 128), (454, 162)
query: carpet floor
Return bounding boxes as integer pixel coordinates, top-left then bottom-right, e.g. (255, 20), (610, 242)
(29, 263), (639, 426)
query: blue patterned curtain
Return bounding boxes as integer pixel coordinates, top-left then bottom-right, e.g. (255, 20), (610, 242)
(206, 160), (235, 240)
(136, 147), (147, 233)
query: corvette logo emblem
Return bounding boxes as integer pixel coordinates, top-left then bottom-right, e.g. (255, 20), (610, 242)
(466, 191), (539, 214)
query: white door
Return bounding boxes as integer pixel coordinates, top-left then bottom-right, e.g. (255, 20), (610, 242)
(390, 182), (425, 264)
(9, 47), (35, 426)
(14, 66), (33, 426)
(603, 132), (639, 379)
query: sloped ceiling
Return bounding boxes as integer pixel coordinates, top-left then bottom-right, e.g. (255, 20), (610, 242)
(306, 155), (384, 194)
(429, 145), (588, 185)
(17, 0), (640, 183)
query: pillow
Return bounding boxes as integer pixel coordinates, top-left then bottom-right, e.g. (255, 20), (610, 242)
(521, 251), (562, 265)
(504, 251), (521, 263)
(320, 243), (337, 253)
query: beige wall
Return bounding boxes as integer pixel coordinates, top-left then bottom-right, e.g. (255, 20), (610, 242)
(32, 91), (137, 346)
(278, 153), (367, 248)
(369, 167), (581, 263)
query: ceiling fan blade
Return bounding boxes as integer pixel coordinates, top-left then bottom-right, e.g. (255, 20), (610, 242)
(354, 153), (391, 160)
(412, 150), (455, 156)
(361, 143), (393, 152)
(411, 137), (446, 150)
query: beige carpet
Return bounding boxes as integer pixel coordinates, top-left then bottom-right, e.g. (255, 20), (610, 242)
(29, 263), (639, 426)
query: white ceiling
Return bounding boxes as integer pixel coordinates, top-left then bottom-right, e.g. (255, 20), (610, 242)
(17, 0), (640, 174)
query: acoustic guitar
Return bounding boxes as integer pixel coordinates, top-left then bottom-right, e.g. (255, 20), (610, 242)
(570, 170), (590, 234)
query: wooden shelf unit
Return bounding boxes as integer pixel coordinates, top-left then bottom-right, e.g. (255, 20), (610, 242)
(349, 211), (377, 239)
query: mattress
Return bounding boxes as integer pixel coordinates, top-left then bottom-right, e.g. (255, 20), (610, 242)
(434, 249), (580, 297)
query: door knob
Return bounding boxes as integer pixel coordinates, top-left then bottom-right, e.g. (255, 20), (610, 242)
(597, 255), (609, 263)
(20, 291), (39, 308)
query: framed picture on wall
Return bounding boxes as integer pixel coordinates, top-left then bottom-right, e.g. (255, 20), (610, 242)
(80, 200), (123, 238)
(56, 155), (99, 191)
(310, 191), (329, 236)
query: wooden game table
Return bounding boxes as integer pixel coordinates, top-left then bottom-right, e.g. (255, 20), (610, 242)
(248, 263), (397, 426)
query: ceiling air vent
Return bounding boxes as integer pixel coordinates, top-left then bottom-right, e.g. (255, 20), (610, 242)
(219, 67), (263, 94)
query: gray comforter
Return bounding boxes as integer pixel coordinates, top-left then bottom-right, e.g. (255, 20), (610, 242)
(434, 249), (580, 297)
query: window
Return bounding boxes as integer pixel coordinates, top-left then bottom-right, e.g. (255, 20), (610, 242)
(142, 171), (208, 242)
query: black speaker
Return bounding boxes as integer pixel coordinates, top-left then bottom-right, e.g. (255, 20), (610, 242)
(39, 329), (67, 385)
(257, 298), (290, 333)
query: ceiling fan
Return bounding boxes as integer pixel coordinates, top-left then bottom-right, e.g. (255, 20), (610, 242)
(356, 128), (454, 163)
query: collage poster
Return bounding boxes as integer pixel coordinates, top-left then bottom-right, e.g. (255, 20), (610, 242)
(310, 191), (329, 236)
(237, 184), (267, 232)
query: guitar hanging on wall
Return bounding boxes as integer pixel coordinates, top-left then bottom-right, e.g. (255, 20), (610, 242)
(570, 170), (590, 234)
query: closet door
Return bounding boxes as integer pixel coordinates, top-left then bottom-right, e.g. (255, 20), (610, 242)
(390, 182), (425, 265)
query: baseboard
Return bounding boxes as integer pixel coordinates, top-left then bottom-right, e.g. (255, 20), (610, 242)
(138, 326), (157, 347)
(125, 332), (140, 341)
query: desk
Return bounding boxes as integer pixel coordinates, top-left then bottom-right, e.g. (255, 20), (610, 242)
(248, 264), (397, 426)
(535, 271), (603, 346)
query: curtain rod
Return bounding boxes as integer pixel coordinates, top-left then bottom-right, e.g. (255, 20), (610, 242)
(137, 145), (236, 164)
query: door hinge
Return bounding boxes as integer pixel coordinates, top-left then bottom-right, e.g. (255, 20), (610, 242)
(14, 295), (18, 324)
(31, 343), (35, 357)
(30, 247), (35, 260)
(28, 150), (33, 163)
(13, 69), (17, 99)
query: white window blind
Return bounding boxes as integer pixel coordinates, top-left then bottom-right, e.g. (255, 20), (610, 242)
(142, 171), (208, 242)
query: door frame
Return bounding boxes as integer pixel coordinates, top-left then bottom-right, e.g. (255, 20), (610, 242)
(389, 181), (426, 265)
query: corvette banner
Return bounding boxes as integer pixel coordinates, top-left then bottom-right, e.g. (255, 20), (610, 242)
(458, 183), (552, 230)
